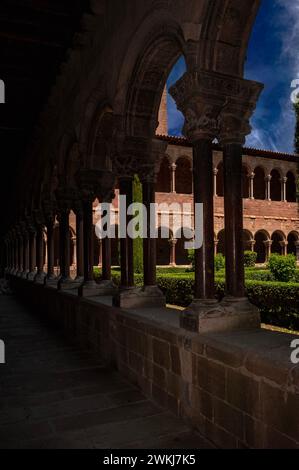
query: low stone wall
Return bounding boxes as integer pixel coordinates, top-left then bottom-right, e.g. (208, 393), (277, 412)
(12, 278), (299, 449)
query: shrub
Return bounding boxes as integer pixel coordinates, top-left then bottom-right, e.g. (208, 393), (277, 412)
(244, 251), (257, 268)
(268, 254), (297, 282)
(215, 253), (225, 272)
(188, 250), (225, 273)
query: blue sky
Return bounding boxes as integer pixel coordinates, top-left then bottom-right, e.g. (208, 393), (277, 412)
(167, 0), (299, 154)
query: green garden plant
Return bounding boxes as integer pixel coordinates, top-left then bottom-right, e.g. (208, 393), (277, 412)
(268, 254), (297, 282)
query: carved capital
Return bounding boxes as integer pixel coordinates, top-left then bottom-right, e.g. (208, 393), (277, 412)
(76, 169), (115, 203)
(170, 69), (263, 144)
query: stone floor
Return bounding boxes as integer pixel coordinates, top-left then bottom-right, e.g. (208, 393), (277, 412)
(0, 294), (214, 449)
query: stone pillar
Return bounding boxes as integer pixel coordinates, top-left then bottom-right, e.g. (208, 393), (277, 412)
(57, 208), (72, 289)
(74, 203), (84, 281)
(281, 177), (287, 202)
(22, 226), (30, 278)
(279, 240), (288, 256)
(213, 168), (218, 197)
(265, 175), (272, 201)
(214, 239), (219, 257)
(34, 220), (46, 284)
(249, 239), (256, 252)
(264, 240), (272, 262)
(16, 227), (23, 277)
(249, 173), (255, 200)
(171, 69), (263, 331)
(97, 239), (102, 267)
(139, 164), (165, 307)
(169, 238), (177, 266)
(119, 177), (134, 289)
(170, 163), (177, 193)
(72, 237), (77, 267)
(27, 224), (37, 280)
(222, 142), (245, 298)
(13, 231), (19, 275)
(45, 218), (57, 285)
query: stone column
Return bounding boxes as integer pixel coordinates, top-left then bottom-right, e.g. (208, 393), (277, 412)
(22, 225), (30, 278)
(281, 177), (287, 202)
(97, 239), (103, 267)
(222, 141), (245, 298)
(171, 70), (263, 332)
(118, 177), (134, 289)
(279, 240), (288, 256)
(264, 240), (272, 262)
(14, 229), (20, 276)
(169, 238), (177, 266)
(57, 207), (72, 289)
(213, 168), (218, 197)
(16, 227), (23, 277)
(249, 173), (255, 200)
(249, 239), (256, 252)
(74, 202), (84, 281)
(265, 175), (272, 201)
(27, 223), (37, 281)
(139, 157), (165, 307)
(214, 239), (219, 257)
(34, 215), (46, 284)
(170, 163), (177, 193)
(45, 218), (57, 285)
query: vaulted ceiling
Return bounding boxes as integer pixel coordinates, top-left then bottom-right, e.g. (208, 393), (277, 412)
(0, 0), (89, 235)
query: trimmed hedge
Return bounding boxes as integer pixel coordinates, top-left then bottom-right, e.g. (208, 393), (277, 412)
(94, 268), (299, 331)
(268, 254), (297, 282)
(244, 251), (257, 268)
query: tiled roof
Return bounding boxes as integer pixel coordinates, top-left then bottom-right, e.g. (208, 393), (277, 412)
(156, 134), (299, 162)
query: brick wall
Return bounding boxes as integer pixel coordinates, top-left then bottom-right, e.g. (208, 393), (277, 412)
(14, 279), (299, 449)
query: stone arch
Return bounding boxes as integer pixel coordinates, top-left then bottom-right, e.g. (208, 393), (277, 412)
(254, 230), (270, 264)
(175, 157), (192, 194)
(242, 165), (250, 199)
(156, 156), (171, 193)
(124, 23), (186, 138)
(270, 169), (282, 202)
(253, 166), (266, 200)
(243, 229), (254, 251)
(288, 231), (299, 256)
(271, 230), (286, 255)
(286, 171), (297, 203)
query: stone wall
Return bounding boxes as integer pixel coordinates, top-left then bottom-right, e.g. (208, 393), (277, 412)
(14, 279), (299, 449)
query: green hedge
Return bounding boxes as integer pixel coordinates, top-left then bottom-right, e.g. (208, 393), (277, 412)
(94, 268), (299, 331)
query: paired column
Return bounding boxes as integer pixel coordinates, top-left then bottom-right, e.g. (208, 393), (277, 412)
(34, 223), (46, 284)
(193, 139), (216, 301)
(57, 207), (72, 289)
(264, 240), (272, 262)
(170, 163), (177, 193)
(118, 177), (134, 289)
(45, 216), (57, 284)
(265, 175), (272, 201)
(169, 238), (177, 266)
(222, 142), (245, 298)
(281, 177), (287, 202)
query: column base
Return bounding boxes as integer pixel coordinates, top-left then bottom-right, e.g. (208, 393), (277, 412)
(58, 277), (82, 291)
(78, 280), (102, 298)
(44, 275), (59, 288)
(96, 279), (117, 296)
(181, 297), (260, 334)
(27, 271), (36, 281)
(113, 285), (166, 309)
(21, 271), (29, 279)
(34, 272), (47, 284)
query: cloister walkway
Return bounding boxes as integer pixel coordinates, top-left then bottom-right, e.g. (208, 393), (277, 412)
(0, 294), (213, 449)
